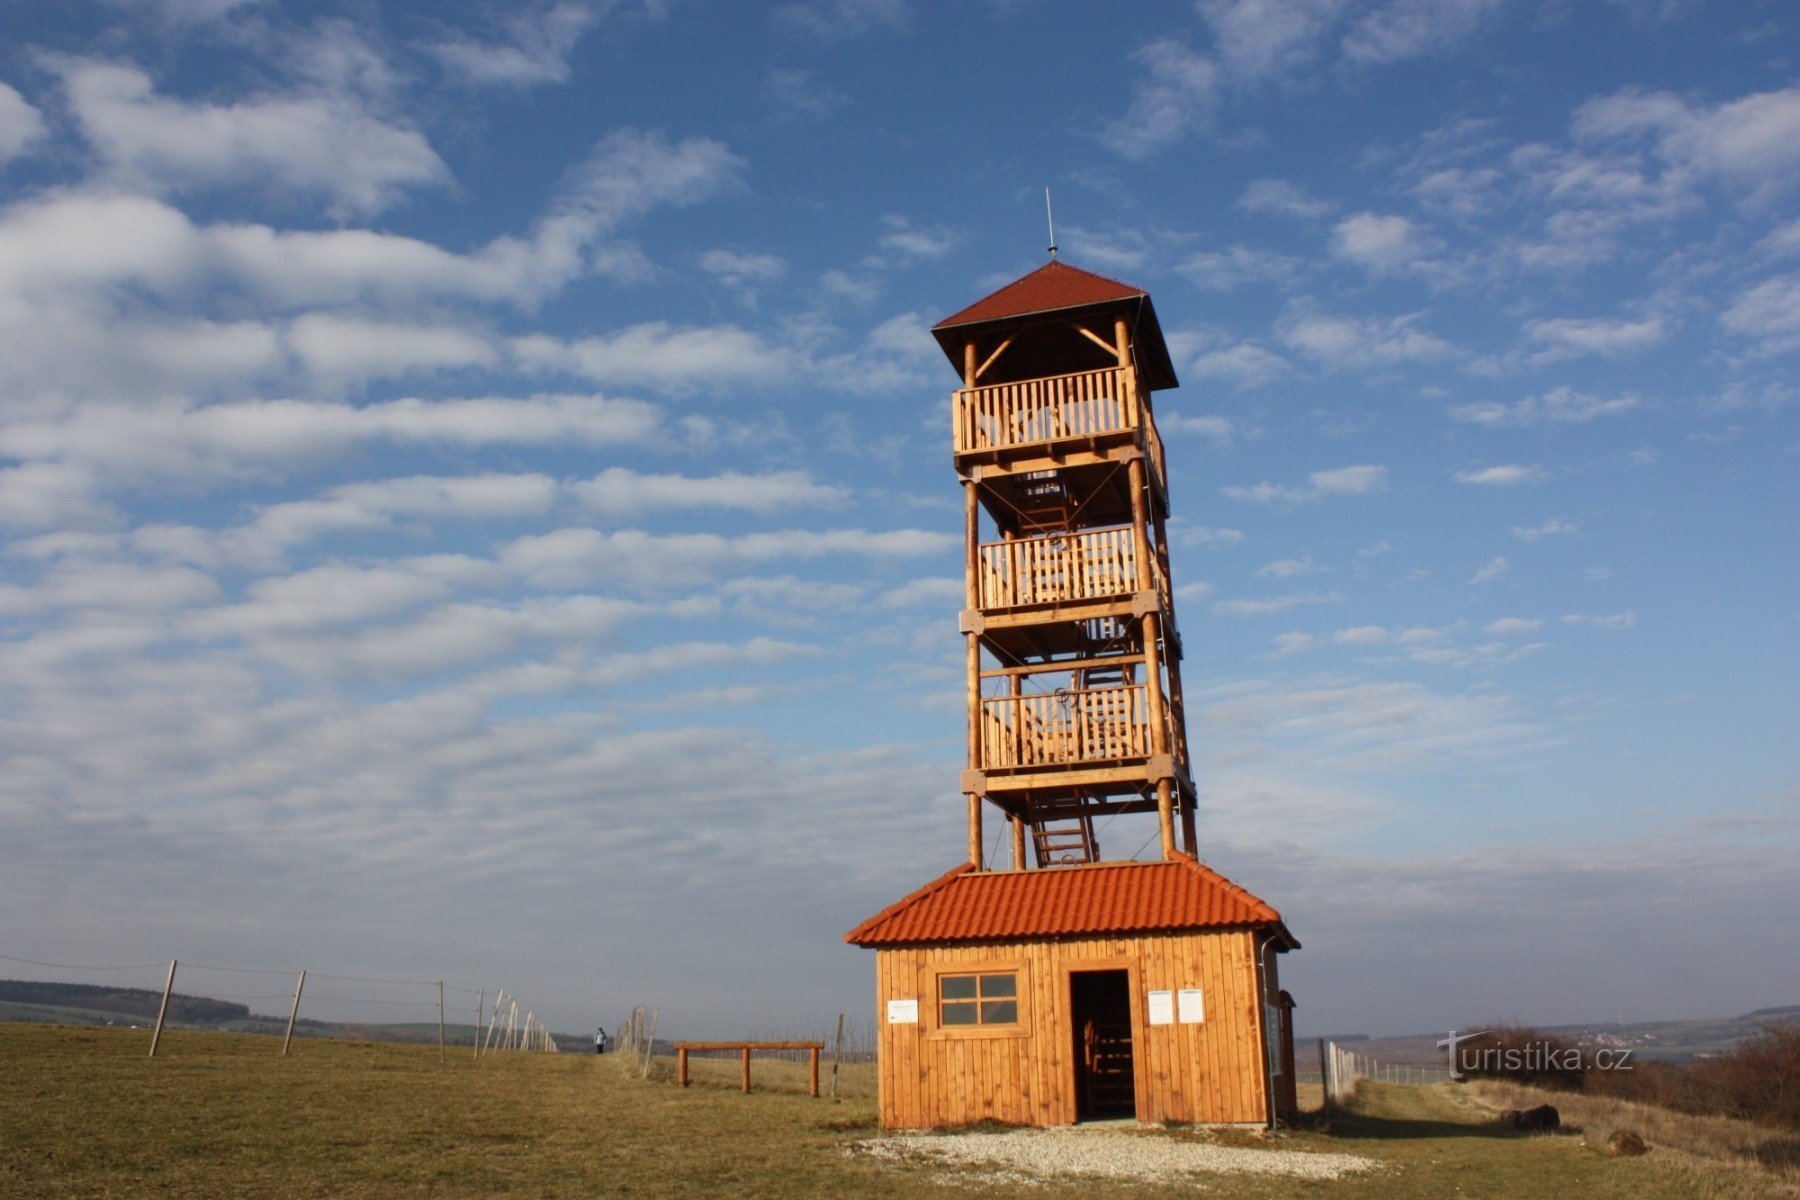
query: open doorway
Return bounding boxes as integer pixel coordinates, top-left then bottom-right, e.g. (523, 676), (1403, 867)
(1070, 970), (1135, 1120)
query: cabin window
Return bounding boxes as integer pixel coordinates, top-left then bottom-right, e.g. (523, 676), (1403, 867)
(938, 972), (1018, 1026)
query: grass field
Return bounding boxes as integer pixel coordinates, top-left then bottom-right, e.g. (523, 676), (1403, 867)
(1, 1024), (1792, 1198)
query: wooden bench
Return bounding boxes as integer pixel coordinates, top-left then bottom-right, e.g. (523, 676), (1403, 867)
(674, 1041), (825, 1097)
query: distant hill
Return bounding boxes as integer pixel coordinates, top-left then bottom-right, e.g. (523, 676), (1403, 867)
(1300, 1006), (1799, 1066)
(0, 978), (582, 1050)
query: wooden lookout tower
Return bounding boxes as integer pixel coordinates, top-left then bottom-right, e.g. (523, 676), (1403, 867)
(847, 260), (1300, 1129)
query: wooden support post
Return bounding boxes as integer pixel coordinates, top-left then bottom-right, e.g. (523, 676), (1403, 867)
(280, 969), (306, 1057)
(1010, 814), (1026, 870)
(963, 476), (984, 870)
(740, 1046), (752, 1093)
(437, 982), (446, 1065)
(678, 1046), (690, 1086)
(148, 959), (176, 1059)
(830, 1013), (844, 1101)
(808, 1046), (820, 1098)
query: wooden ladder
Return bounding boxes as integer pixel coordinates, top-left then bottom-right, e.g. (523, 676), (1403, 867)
(1031, 804), (1099, 866)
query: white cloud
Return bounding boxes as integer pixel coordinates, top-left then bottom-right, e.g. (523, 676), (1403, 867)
(1512, 518), (1577, 541)
(1176, 244), (1301, 290)
(1342, 0), (1505, 65)
(1197, 0), (1343, 78)
(230, 474), (558, 560)
(1468, 556), (1509, 584)
(1450, 387), (1639, 425)
(426, 2), (607, 87)
(0, 393), (663, 489)
(1213, 591), (1343, 617)
(1573, 85), (1800, 194)
(1281, 310), (1457, 369)
(876, 214), (957, 261)
(499, 526), (955, 589)
(573, 468), (847, 518)
(1453, 464), (1546, 486)
(1483, 616), (1542, 636)
(1721, 275), (1800, 355)
(288, 315), (496, 381)
(1257, 556), (1323, 579)
(1333, 625), (1389, 645)
(53, 58), (449, 218)
(700, 249), (787, 287)
(1331, 211), (1439, 273)
(0, 82), (46, 164)
(1271, 631), (1317, 655)
(1173, 522), (1247, 549)
(1161, 413), (1236, 443)
(1237, 178), (1333, 219)
(1105, 38), (1222, 160)
(1224, 464), (1388, 505)
(1561, 611), (1637, 630)
(1189, 343), (1293, 388)
(875, 577), (960, 609)
(0, 463), (113, 530)
(1526, 314), (1667, 361)
(514, 322), (787, 392)
(775, 0), (909, 39)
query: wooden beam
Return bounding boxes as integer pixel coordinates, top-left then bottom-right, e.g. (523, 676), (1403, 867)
(1074, 324), (1115, 356)
(962, 340), (977, 389)
(979, 653), (1146, 679)
(974, 336), (1013, 380)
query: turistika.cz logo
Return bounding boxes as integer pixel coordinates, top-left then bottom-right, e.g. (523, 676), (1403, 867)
(1436, 1029), (1635, 1080)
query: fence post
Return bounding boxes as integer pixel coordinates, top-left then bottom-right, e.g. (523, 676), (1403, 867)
(148, 959), (177, 1059)
(438, 982), (446, 1065)
(641, 1009), (659, 1079)
(281, 970), (306, 1057)
(1317, 1038), (1330, 1113)
(474, 989), (483, 1059)
(741, 1046), (751, 1093)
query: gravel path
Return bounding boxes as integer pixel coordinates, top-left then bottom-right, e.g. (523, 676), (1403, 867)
(856, 1124), (1377, 1185)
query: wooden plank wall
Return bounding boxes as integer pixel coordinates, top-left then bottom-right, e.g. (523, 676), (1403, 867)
(874, 930), (1269, 1129)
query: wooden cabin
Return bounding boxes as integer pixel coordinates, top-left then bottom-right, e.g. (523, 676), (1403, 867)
(847, 260), (1300, 1130)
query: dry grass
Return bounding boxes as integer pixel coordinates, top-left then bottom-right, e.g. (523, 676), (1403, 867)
(2, 1024), (1791, 1199)
(1470, 1078), (1800, 1186)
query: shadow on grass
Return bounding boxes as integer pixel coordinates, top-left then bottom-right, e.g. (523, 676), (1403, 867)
(1311, 1108), (1524, 1141)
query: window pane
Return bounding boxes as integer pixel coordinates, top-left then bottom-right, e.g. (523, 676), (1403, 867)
(981, 1000), (1018, 1024)
(941, 1001), (978, 1025)
(979, 973), (1017, 999)
(939, 975), (977, 1000)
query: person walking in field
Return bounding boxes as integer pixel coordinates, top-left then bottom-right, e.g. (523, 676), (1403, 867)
(595, 1026), (607, 1055)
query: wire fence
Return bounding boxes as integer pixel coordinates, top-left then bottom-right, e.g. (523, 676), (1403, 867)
(0, 951), (558, 1062)
(1319, 1038), (1454, 1107)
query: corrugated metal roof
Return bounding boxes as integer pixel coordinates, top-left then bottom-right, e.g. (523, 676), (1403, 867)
(846, 857), (1297, 948)
(932, 260), (1147, 330)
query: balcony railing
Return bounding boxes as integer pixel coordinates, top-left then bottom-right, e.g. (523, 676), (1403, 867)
(954, 367), (1137, 456)
(979, 528), (1139, 609)
(980, 684), (1167, 770)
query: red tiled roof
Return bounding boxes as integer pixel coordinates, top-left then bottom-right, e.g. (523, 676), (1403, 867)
(846, 857), (1297, 948)
(933, 260), (1148, 330)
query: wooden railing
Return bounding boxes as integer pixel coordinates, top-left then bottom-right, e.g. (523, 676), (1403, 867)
(980, 684), (1166, 770)
(954, 367), (1137, 455)
(979, 528), (1137, 608)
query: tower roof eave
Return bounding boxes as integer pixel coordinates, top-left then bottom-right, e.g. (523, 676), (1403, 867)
(845, 856), (1297, 950)
(929, 260), (1179, 392)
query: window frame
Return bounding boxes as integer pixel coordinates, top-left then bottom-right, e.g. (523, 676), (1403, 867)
(926, 960), (1030, 1040)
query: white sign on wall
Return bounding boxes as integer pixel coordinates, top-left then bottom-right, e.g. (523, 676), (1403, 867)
(886, 998), (919, 1024)
(1177, 988), (1205, 1024)
(1146, 989), (1174, 1026)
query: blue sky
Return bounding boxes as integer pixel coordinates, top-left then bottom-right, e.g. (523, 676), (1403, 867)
(0, 0), (1794, 1040)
